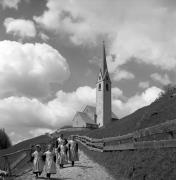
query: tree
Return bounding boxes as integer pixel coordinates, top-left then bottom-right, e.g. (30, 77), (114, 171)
(0, 128), (12, 149)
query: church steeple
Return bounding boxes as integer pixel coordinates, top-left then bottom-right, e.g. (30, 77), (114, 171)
(96, 41), (112, 127)
(102, 41), (108, 75)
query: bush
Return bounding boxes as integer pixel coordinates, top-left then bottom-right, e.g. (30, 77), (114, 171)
(0, 129), (12, 149)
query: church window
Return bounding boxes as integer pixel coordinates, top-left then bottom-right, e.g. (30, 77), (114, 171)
(106, 84), (109, 91)
(98, 84), (101, 91)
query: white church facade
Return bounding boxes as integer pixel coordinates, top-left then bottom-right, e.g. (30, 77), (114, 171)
(72, 42), (118, 128)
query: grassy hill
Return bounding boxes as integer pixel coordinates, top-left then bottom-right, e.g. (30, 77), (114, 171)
(58, 89), (176, 180)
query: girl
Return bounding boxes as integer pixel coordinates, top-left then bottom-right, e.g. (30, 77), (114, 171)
(31, 144), (44, 178)
(44, 144), (56, 179)
(57, 139), (68, 168)
(68, 136), (79, 167)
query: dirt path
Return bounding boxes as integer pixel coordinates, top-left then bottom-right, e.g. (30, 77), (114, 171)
(15, 150), (115, 180)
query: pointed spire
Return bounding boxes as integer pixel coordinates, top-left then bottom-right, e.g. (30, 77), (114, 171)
(102, 41), (108, 75)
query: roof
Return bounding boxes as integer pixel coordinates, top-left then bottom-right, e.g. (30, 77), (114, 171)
(83, 105), (96, 114)
(83, 105), (118, 119)
(76, 112), (97, 125)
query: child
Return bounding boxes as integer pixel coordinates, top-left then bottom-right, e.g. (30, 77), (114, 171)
(44, 144), (56, 179)
(57, 139), (68, 168)
(68, 136), (79, 166)
(31, 144), (44, 178)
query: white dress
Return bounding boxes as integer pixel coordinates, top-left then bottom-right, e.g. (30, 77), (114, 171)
(58, 144), (68, 165)
(68, 140), (79, 162)
(32, 151), (44, 173)
(44, 150), (56, 174)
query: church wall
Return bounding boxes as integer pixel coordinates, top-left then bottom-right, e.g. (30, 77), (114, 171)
(72, 114), (87, 128)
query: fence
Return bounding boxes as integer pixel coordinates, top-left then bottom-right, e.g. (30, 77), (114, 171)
(0, 148), (31, 179)
(0, 142), (48, 179)
(73, 118), (176, 152)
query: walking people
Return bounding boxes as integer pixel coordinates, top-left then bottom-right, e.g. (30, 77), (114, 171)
(56, 134), (65, 167)
(68, 136), (79, 166)
(43, 144), (57, 179)
(57, 139), (68, 168)
(31, 144), (44, 179)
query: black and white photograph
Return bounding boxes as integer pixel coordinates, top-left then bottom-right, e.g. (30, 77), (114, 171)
(0, 0), (176, 179)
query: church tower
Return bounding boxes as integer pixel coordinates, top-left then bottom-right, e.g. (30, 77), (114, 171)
(96, 42), (111, 127)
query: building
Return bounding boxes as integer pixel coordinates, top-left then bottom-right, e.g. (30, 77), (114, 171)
(96, 41), (112, 127)
(72, 42), (118, 128)
(72, 105), (98, 129)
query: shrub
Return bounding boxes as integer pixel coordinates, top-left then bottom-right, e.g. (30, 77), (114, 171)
(0, 128), (12, 149)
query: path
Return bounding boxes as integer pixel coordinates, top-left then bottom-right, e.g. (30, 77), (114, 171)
(15, 150), (115, 180)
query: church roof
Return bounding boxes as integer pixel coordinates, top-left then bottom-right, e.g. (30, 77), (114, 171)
(83, 105), (96, 113)
(83, 105), (118, 119)
(76, 112), (97, 124)
(102, 41), (108, 76)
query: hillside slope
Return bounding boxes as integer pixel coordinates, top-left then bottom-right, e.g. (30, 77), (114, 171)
(84, 91), (176, 138)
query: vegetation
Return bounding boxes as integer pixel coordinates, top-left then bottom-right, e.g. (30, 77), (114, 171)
(0, 128), (12, 150)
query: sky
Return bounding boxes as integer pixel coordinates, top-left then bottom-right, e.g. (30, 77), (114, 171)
(0, 0), (176, 144)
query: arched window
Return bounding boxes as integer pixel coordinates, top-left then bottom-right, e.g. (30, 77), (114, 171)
(98, 84), (101, 91)
(106, 83), (109, 91)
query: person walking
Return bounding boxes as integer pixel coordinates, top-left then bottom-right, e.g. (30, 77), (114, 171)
(68, 136), (79, 166)
(57, 139), (68, 168)
(31, 144), (44, 179)
(43, 144), (57, 179)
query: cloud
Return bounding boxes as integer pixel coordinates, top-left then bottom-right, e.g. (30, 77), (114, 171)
(4, 18), (36, 39)
(29, 128), (53, 137)
(0, 0), (21, 9)
(0, 40), (70, 98)
(150, 73), (172, 85)
(112, 68), (135, 81)
(1, 86), (96, 143)
(112, 86), (163, 117)
(39, 32), (50, 41)
(34, 0), (176, 72)
(138, 81), (150, 89)
(33, 0), (114, 45)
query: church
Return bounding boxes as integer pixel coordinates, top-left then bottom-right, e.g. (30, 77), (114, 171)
(72, 42), (118, 128)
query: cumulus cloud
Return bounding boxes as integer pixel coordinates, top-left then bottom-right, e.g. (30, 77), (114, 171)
(1, 86), (96, 143)
(150, 73), (172, 85)
(33, 0), (115, 45)
(4, 18), (36, 39)
(0, 40), (70, 98)
(112, 68), (135, 81)
(112, 86), (163, 117)
(34, 0), (176, 72)
(0, 0), (21, 9)
(138, 81), (150, 89)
